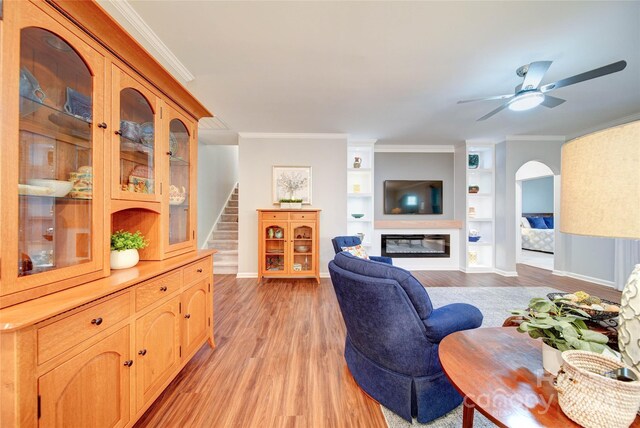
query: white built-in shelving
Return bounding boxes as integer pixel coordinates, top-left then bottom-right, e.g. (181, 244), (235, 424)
(347, 140), (376, 247)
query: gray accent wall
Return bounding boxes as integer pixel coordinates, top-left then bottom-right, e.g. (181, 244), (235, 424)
(197, 144), (239, 247)
(374, 153), (454, 220)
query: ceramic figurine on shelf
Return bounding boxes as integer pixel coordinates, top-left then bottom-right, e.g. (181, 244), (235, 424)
(468, 153), (480, 169)
(353, 157), (362, 168)
(268, 228), (274, 239)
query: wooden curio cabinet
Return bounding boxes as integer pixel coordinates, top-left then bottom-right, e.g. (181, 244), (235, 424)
(257, 210), (320, 283)
(0, 2), (214, 427)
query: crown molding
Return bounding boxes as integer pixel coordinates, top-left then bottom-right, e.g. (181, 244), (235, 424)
(105, 0), (195, 83)
(375, 144), (454, 153)
(465, 138), (501, 145)
(238, 133), (349, 140)
(348, 139), (377, 145)
(505, 135), (565, 142)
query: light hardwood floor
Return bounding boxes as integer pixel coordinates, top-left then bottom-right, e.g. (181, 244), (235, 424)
(134, 265), (621, 427)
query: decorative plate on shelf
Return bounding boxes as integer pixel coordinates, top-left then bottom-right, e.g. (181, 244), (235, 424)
(169, 132), (178, 155)
(546, 292), (620, 321)
(140, 122), (154, 147)
(63, 87), (92, 121)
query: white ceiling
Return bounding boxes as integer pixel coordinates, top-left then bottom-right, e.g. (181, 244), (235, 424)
(99, 1), (640, 145)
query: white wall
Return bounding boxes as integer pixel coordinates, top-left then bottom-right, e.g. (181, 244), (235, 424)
(237, 134), (347, 276)
(197, 144), (239, 247)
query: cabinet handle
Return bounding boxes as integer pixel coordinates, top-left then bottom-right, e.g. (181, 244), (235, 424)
(166, 151), (173, 156)
(97, 122), (108, 129)
(184, 314), (191, 319)
(196, 268), (203, 273)
(123, 360), (133, 367)
(91, 317), (103, 326)
(160, 286), (168, 292)
(115, 130), (122, 136)
(138, 349), (147, 356)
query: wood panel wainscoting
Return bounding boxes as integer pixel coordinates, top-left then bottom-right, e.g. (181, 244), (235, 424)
(0, 250), (215, 428)
(131, 264), (622, 427)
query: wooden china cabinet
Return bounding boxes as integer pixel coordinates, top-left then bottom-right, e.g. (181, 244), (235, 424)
(0, 1), (215, 427)
(257, 209), (321, 283)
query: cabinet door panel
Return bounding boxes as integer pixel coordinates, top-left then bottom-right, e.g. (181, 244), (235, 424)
(1, 2), (106, 297)
(260, 221), (289, 275)
(182, 280), (208, 357)
(290, 222), (316, 274)
(38, 327), (130, 428)
(163, 105), (197, 255)
(135, 296), (181, 410)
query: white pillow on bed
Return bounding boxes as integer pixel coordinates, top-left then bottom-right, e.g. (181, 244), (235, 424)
(521, 217), (531, 228)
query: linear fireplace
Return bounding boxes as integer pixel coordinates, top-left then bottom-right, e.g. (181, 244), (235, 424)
(381, 234), (450, 258)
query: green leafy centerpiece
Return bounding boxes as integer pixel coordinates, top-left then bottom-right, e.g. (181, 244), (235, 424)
(110, 230), (148, 270)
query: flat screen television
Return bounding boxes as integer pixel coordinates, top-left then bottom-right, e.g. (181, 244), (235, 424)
(383, 180), (443, 214)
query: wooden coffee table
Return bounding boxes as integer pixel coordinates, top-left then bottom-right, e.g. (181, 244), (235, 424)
(439, 327), (640, 428)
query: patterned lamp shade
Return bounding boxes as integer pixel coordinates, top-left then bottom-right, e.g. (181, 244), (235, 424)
(560, 120), (640, 377)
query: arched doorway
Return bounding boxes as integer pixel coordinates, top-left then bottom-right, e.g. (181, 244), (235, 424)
(515, 161), (555, 270)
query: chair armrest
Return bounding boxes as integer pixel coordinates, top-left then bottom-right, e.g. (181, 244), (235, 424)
(370, 256), (393, 265)
(422, 303), (483, 344)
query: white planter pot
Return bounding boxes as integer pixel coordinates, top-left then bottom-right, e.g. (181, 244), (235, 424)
(110, 249), (139, 270)
(280, 202), (302, 209)
(542, 342), (563, 375)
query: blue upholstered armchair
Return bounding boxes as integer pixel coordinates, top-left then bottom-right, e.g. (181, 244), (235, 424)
(328, 252), (483, 423)
(331, 236), (393, 265)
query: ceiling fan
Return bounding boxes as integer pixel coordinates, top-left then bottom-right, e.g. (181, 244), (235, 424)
(458, 60), (627, 121)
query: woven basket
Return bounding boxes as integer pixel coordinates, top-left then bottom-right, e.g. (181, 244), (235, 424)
(555, 350), (640, 428)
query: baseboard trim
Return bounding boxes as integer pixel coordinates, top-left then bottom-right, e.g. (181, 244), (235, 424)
(320, 272), (330, 278)
(494, 269), (519, 277)
(552, 270), (614, 288)
(236, 272), (258, 278)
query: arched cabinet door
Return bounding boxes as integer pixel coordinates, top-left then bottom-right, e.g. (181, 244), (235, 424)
(162, 105), (197, 256)
(111, 66), (161, 202)
(38, 327), (131, 428)
(259, 221), (290, 277)
(182, 280), (209, 357)
(1, 1), (106, 298)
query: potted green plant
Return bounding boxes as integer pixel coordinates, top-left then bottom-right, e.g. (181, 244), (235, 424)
(110, 230), (148, 270)
(279, 198), (303, 209)
(510, 297), (612, 375)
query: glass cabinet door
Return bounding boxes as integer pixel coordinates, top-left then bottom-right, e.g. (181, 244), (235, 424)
(291, 223), (315, 274)
(11, 24), (105, 290)
(166, 116), (193, 248)
(112, 68), (159, 201)
(262, 223), (288, 273)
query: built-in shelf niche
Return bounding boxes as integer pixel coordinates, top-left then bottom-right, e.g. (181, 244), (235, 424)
(111, 207), (161, 260)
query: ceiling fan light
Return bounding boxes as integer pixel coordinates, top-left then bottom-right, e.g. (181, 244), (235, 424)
(508, 92), (545, 111)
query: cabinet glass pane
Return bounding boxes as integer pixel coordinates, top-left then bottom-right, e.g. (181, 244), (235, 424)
(18, 27), (94, 277)
(292, 225), (313, 272)
(168, 119), (190, 245)
(264, 225), (285, 272)
(119, 88), (154, 194)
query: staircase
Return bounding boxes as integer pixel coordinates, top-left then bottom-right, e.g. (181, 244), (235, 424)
(208, 186), (238, 274)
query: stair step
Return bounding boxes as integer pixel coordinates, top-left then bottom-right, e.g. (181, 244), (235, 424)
(224, 207), (238, 215)
(215, 265), (238, 275)
(230, 194), (238, 201)
(221, 214), (237, 223)
(227, 200), (238, 208)
(217, 222), (238, 231)
(211, 231), (238, 240)
(208, 239), (238, 251)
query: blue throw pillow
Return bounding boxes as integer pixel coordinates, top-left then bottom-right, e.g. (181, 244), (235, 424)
(527, 217), (548, 229)
(543, 217), (554, 229)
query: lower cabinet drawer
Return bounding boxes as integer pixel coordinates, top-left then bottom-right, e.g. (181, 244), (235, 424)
(37, 292), (131, 365)
(183, 258), (211, 286)
(135, 270), (182, 311)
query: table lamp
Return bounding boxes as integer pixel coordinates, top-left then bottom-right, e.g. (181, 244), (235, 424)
(560, 120), (640, 374)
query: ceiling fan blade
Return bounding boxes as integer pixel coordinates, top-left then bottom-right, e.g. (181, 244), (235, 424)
(477, 102), (509, 121)
(521, 61), (553, 90)
(541, 95), (566, 108)
(457, 94), (513, 104)
(540, 60), (627, 93)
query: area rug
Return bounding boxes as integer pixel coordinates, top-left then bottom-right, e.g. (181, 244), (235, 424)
(381, 286), (560, 428)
